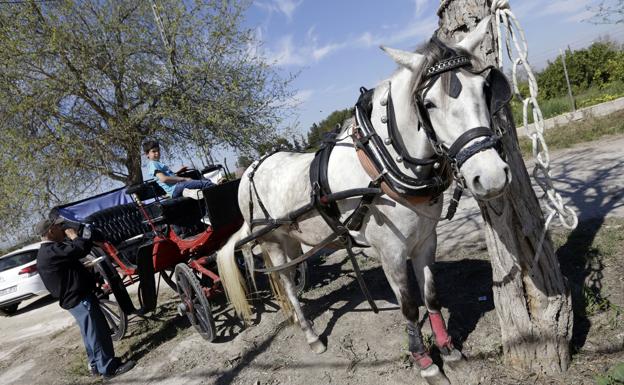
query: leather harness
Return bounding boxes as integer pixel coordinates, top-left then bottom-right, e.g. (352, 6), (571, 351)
(235, 53), (512, 312)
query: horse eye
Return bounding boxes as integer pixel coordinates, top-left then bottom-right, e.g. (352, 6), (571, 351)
(423, 100), (436, 109)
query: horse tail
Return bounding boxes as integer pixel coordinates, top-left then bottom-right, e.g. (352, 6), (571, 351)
(260, 244), (294, 320)
(216, 221), (253, 323)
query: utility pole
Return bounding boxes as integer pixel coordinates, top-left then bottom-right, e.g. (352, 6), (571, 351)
(561, 48), (576, 112)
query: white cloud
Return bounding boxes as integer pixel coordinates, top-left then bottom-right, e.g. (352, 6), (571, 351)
(413, 0), (428, 18)
(260, 2), (439, 67)
(264, 29), (344, 66)
(293, 89), (313, 103)
(566, 9), (598, 23)
(282, 88), (314, 109)
(267, 35), (305, 66)
(539, 0), (591, 16)
(511, 0), (541, 19)
(254, 0), (303, 22)
(358, 16), (438, 48)
(313, 42), (344, 61)
(275, 0), (303, 21)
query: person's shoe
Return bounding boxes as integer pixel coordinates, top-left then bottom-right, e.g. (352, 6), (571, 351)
(89, 365), (99, 376)
(103, 360), (135, 379)
(182, 188), (203, 200)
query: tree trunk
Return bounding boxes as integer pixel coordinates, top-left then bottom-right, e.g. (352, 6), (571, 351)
(437, 0), (572, 374)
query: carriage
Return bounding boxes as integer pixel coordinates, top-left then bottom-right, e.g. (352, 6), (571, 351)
(53, 167), (307, 342)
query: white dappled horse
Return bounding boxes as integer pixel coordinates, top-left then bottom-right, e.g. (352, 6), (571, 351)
(217, 16), (510, 383)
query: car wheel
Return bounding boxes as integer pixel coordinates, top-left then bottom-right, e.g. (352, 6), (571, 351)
(0, 303), (19, 315)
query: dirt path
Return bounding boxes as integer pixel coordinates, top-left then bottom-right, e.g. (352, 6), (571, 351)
(1, 135), (623, 385)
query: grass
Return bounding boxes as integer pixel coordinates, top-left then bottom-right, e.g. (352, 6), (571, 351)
(517, 109), (624, 157)
(596, 362), (624, 385)
(510, 80), (624, 124)
(552, 218), (624, 324)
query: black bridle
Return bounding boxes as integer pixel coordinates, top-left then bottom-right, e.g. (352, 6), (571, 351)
(391, 55), (511, 178)
(382, 54), (512, 218)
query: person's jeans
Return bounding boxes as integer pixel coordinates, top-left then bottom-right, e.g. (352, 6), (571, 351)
(67, 294), (117, 375)
(172, 179), (214, 198)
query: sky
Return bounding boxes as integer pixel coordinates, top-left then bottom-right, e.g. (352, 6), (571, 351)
(243, 0), (624, 140)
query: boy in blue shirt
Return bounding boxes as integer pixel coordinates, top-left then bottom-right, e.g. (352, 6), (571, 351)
(143, 140), (214, 198)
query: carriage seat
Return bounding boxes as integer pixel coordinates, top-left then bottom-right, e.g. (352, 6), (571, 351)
(145, 196), (203, 227)
(202, 179), (242, 229)
(126, 180), (203, 227)
(85, 202), (151, 246)
(84, 203), (153, 268)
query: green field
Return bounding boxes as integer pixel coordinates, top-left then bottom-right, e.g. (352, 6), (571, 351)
(510, 80), (624, 125)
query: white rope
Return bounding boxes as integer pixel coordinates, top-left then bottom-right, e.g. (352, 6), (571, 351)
(491, 0), (578, 238)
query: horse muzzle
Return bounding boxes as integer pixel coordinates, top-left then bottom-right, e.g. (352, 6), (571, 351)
(460, 148), (511, 200)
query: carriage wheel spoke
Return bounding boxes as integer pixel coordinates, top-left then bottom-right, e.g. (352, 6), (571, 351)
(174, 263), (216, 341)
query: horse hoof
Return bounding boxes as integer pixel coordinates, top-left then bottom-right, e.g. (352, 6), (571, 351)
(441, 348), (464, 363)
(420, 364), (451, 385)
(309, 339), (327, 354)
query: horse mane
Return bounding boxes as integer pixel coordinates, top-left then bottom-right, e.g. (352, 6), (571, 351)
(410, 34), (486, 105)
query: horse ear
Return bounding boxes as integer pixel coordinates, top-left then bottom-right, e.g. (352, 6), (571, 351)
(456, 15), (492, 53)
(380, 46), (425, 72)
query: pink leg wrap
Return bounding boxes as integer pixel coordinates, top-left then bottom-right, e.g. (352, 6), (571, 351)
(429, 312), (453, 350)
(411, 351), (433, 370)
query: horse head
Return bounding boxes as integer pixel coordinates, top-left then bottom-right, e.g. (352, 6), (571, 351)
(381, 16), (511, 201)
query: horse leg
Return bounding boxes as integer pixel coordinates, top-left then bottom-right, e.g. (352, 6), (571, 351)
(376, 246), (449, 384)
(410, 233), (463, 363)
(262, 238), (326, 354)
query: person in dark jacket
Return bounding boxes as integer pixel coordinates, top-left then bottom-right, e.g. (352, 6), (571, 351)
(35, 216), (135, 378)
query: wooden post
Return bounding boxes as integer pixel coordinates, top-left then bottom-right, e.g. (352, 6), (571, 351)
(561, 48), (577, 112)
(437, 0), (573, 374)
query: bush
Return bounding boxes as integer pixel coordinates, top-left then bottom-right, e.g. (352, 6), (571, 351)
(538, 41), (622, 99)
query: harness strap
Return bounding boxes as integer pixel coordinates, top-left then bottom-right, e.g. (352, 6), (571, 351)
(447, 126), (493, 159)
(442, 184), (464, 221)
(344, 236), (379, 313)
(247, 152), (279, 229)
(342, 182), (378, 231)
(252, 228), (347, 273)
(313, 183), (380, 313)
(386, 84), (440, 166)
(310, 132), (341, 219)
(455, 136), (500, 169)
(354, 139), (433, 207)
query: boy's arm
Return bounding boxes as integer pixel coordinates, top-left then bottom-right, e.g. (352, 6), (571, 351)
(155, 171), (191, 183)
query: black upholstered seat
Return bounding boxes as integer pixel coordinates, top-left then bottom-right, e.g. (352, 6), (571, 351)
(85, 203), (150, 246)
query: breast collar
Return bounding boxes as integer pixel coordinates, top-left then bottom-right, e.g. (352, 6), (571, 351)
(351, 86), (450, 200)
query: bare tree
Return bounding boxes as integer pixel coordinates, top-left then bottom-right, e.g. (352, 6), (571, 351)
(437, 0), (572, 374)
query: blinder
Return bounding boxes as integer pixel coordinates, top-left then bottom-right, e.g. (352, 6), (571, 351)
(484, 67), (512, 115)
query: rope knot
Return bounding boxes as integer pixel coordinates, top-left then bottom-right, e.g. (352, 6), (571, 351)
(491, 0), (510, 12)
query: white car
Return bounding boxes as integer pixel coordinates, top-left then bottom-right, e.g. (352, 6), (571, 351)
(0, 242), (48, 315)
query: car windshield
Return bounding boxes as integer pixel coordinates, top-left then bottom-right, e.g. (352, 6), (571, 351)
(0, 251), (37, 273)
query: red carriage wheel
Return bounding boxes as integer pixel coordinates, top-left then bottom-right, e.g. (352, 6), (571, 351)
(174, 263), (216, 341)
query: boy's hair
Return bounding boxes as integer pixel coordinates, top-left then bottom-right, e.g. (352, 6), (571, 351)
(143, 140), (160, 154)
